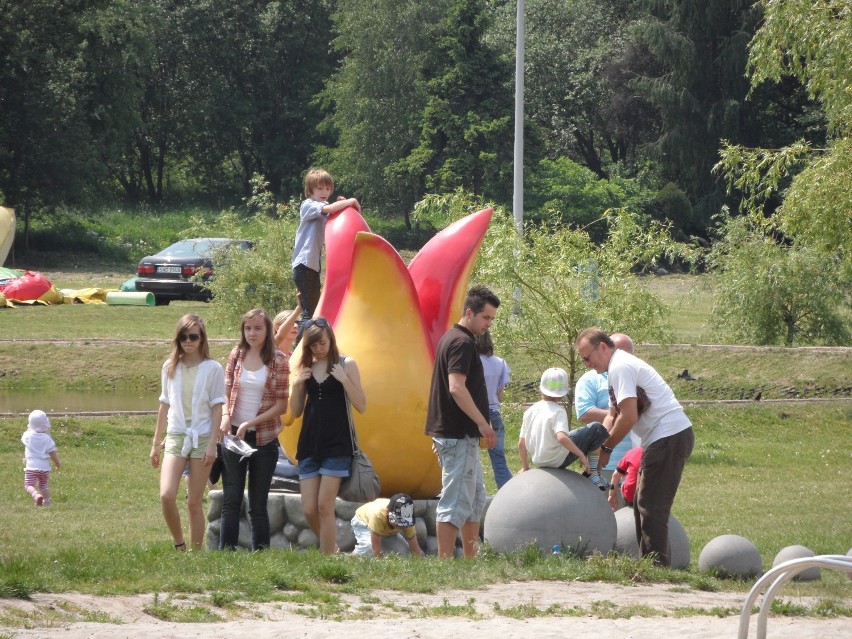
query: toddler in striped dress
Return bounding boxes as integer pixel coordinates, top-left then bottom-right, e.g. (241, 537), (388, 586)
(21, 410), (61, 506)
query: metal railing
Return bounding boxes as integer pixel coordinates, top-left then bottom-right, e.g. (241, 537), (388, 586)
(738, 554), (852, 639)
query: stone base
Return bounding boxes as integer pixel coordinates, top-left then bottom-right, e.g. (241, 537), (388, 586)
(206, 490), (487, 555)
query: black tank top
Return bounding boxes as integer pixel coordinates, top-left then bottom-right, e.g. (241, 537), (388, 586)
(296, 365), (353, 460)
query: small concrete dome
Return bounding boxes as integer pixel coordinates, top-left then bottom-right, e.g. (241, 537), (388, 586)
(484, 467), (615, 556)
(698, 534), (762, 578)
(613, 507), (691, 569)
(772, 545), (820, 581)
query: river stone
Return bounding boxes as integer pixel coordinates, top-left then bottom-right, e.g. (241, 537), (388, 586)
(698, 534), (762, 577)
(207, 490), (223, 521)
(267, 493), (288, 532)
(613, 507), (690, 568)
(285, 495), (309, 528)
(423, 500), (438, 536)
(337, 517), (356, 552)
(205, 520), (220, 550)
(483, 467), (616, 556)
(298, 527), (318, 548)
(334, 500), (359, 521)
(283, 522), (300, 543)
(772, 545), (820, 581)
(415, 518), (428, 546)
(270, 531), (292, 550)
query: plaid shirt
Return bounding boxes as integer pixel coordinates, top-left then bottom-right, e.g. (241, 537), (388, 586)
(225, 346), (289, 447)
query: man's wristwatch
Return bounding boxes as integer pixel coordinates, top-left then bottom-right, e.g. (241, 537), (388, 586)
(601, 445), (613, 454)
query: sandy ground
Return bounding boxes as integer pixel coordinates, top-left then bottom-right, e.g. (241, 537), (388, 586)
(1, 580), (849, 639)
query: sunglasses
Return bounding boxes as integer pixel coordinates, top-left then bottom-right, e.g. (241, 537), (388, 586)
(179, 332), (201, 342)
(579, 342), (600, 364)
(302, 318), (329, 330)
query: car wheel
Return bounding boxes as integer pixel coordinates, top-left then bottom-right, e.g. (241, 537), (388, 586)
(154, 295), (171, 306)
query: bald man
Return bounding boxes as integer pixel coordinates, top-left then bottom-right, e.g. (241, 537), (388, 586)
(574, 333), (636, 500)
(575, 328), (694, 567)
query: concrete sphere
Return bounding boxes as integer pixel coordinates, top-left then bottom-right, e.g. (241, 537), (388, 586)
(613, 507), (691, 569)
(484, 468), (615, 556)
(772, 545), (820, 581)
(698, 534), (762, 578)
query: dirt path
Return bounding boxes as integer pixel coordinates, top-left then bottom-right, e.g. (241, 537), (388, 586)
(2, 581), (849, 639)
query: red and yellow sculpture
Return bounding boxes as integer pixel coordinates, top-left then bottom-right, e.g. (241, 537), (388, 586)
(280, 206), (493, 498)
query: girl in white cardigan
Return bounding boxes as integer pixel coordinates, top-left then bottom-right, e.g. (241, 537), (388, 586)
(150, 314), (225, 551)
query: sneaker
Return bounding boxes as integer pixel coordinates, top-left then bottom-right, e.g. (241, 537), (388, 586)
(590, 474), (607, 491)
(34, 494), (44, 506)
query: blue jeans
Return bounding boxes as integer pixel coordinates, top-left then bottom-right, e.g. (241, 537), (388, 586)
(219, 430), (279, 551)
(488, 409), (513, 489)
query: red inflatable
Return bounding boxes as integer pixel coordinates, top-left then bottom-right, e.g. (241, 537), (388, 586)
(1, 271), (52, 301)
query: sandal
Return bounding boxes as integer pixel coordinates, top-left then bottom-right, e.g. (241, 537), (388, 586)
(174, 542), (187, 551)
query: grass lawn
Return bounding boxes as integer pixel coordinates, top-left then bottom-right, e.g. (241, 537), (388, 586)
(0, 402), (849, 603)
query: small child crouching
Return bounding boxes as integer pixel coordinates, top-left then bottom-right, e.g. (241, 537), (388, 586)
(21, 410), (61, 506)
(351, 493), (424, 557)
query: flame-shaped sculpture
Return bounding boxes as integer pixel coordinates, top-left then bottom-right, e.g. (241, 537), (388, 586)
(280, 207), (493, 498)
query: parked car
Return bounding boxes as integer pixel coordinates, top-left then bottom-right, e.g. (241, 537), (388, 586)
(135, 238), (253, 305)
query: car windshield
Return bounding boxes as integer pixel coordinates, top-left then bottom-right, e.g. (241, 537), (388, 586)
(156, 239), (233, 258)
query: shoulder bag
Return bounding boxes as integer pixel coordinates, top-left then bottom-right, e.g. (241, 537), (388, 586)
(337, 358), (381, 503)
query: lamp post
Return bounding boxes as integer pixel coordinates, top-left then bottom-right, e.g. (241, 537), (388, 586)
(512, 0), (525, 237)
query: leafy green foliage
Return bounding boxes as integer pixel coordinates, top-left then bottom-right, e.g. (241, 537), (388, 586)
(525, 158), (652, 238)
(707, 214), (850, 346)
(491, 0), (650, 178)
(189, 209), (300, 332)
(629, 0), (774, 226)
(651, 183), (695, 235)
(321, 1), (450, 219)
(748, 0), (852, 137)
(399, 0), (515, 205)
(711, 1), (851, 345)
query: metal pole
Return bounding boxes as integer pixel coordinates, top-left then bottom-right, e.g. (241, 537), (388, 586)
(512, 0), (525, 237)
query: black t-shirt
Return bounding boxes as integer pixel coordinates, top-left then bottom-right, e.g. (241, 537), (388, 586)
(424, 324), (488, 439)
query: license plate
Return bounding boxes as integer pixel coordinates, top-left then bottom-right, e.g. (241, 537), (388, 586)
(157, 265), (181, 274)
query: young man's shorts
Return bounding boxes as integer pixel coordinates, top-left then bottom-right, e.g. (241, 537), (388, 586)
(298, 455), (351, 480)
(432, 436), (486, 529)
(164, 432), (212, 459)
(559, 422), (609, 468)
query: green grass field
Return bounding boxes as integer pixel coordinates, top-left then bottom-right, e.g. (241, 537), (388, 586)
(0, 403), (850, 602)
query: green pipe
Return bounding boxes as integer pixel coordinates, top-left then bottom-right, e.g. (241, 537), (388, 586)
(105, 291), (155, 306)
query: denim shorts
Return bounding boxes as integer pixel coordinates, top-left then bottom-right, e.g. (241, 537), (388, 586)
(432, 437), (486, 529)
(298, 455), (352, 480)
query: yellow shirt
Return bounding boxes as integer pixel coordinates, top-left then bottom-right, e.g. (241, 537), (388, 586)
(354, 499), (416, 539)
(181, 364), (199, 421)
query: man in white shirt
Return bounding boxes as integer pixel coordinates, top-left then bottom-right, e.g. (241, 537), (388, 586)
(575, 328), (694, 567)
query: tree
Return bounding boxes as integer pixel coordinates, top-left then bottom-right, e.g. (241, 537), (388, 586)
(175, 0), (336, 199)
(398, 0), (516, 206)
(630, 0), (760, 229)
(320, 0), (451, 221)
(491, 0), (655, 178)
(0, 0), (107, 240)
(711, 0), (851, 344)
(708, 214), (849, 346)
(524, 157), (652, 239)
